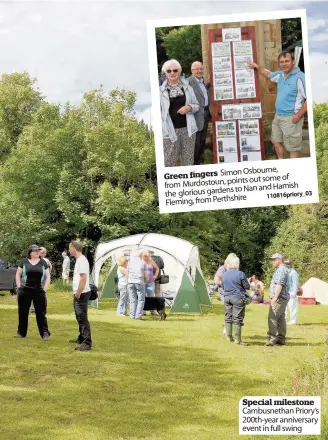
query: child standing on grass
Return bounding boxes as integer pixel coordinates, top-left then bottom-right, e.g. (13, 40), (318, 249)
(116, 256), (129, 316)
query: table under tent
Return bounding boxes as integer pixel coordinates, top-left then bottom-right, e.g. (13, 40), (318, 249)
(92, 233), (212, 313)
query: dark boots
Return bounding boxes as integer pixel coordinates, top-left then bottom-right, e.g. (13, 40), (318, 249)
(225, 323), (234, 342)
(233, 325), (248, 346)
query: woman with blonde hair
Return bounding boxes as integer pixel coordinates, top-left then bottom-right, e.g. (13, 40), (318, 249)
(221, 253), (250, 345)
(159, 59), (199, 167)
(116, 256), (129, 316)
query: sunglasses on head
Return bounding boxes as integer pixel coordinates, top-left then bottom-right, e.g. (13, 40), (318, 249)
(166, 69), (178, 73)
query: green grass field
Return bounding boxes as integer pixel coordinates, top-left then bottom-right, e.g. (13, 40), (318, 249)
(0, 284), (327, 440)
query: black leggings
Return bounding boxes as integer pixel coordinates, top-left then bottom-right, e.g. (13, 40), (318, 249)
(17, 287), (50, 337)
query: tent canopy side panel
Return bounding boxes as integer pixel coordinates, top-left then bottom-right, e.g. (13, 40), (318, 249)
(101, 263), (118, 299)
(195, 268), (212, 306)
(170, 272), (202, 313)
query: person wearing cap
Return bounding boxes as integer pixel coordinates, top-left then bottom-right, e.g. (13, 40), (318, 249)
(266, 253), (290, 346)
(68, 240), (92, 351)
(284, 260), (299, 325)
(15, 244), (51, 340)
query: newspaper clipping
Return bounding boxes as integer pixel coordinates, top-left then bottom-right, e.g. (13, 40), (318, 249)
(147, 9), (318, 214)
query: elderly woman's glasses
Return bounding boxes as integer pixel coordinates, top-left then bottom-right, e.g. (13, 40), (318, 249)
(166, 69), (178, 73)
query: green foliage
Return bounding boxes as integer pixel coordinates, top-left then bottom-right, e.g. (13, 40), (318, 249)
(313, 103), (328, 128)
(0, 73), (289, 278)
(0, 87), (155, 262)
(0, 72), (43, 161)
(155, 26), (181, 74)
(0, 288), (327, 440)
(162, 25), (202, 75)
(264, 103), (328, 284)
(281, 18), (302, 50)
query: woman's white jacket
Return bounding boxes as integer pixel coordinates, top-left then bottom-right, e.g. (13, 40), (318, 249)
(160, 78), (199, 143)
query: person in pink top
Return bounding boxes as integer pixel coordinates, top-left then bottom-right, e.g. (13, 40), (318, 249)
(142, 251), (159, 316)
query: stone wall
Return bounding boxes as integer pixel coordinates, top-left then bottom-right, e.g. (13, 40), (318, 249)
(201, 20), (281, 143)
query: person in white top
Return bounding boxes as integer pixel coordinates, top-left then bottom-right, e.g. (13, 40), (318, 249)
(62, 251), (70, 284)
(68, 241), (92, 351)
(127, 250), (147, 319)
(116, 256), (129, 316)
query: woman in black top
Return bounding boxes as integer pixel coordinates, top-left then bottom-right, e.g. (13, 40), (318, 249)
(159, 59), (199, 167)
(15, 244), (51, 340)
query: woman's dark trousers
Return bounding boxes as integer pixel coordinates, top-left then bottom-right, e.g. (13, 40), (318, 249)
(17, 287), (50, 337)
(224, 296), (246, 326)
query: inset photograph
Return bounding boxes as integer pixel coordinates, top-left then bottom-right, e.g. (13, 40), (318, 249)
(150, 11), (313, 167)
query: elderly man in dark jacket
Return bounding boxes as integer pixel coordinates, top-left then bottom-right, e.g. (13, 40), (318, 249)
(187, 61), (211, 165)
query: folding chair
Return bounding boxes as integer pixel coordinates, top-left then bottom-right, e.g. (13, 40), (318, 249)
(161, 289), (175, 308)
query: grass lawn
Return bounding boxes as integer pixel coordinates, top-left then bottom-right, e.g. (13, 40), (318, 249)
(0, 284), (327, 440)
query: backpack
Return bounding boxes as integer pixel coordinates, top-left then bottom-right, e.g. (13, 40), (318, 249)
(152, 255), (164, 270)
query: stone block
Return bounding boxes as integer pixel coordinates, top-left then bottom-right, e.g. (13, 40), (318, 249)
(265, 48), (279, 59)
(270, 24), (277, 41)
(267, 81), (277, 93)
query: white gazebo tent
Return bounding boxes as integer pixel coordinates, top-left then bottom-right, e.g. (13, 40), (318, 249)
(92, 233), (212, 313)
(301, 277), (328, 305)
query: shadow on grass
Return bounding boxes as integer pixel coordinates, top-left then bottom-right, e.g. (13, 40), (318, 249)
(1, 290), (327, 440)
(0, 310), (270, 440)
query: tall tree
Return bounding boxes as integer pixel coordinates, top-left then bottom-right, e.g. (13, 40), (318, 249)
(264, 104), (328, 283)
(281, 18), (302, 50)
(162, 25), (202, 75)
(0, 72), (43, 161)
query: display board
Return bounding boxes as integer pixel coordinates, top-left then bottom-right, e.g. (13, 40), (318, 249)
(208, 26), (265, 163)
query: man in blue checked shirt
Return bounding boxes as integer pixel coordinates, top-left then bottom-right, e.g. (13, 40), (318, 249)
(248, 51), (307, 159)
(266, 253), (290, 346)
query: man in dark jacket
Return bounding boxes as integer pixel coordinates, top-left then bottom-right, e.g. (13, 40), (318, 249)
(149, 251), (164, 297)
(187, 61), (211, 165)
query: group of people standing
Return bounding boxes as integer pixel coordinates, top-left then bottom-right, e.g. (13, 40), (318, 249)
(215, 252), (299, 346)
(116, 250), (164, 319)
(15, 241), (93, 352)
(160, 59), (210, 167)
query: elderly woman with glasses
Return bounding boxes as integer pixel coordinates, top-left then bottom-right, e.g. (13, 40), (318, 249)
(160, 59), (199, 167)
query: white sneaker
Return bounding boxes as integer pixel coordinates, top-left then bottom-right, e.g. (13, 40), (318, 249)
(150, 310), (159, 316)
(287, 321), (296, 325)
(118, 313), (125, 317)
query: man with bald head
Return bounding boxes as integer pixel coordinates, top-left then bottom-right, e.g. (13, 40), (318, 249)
(187, 61), (211, 165)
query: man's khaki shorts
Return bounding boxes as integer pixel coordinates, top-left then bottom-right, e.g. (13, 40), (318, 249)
(271, 114), (304, 152)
